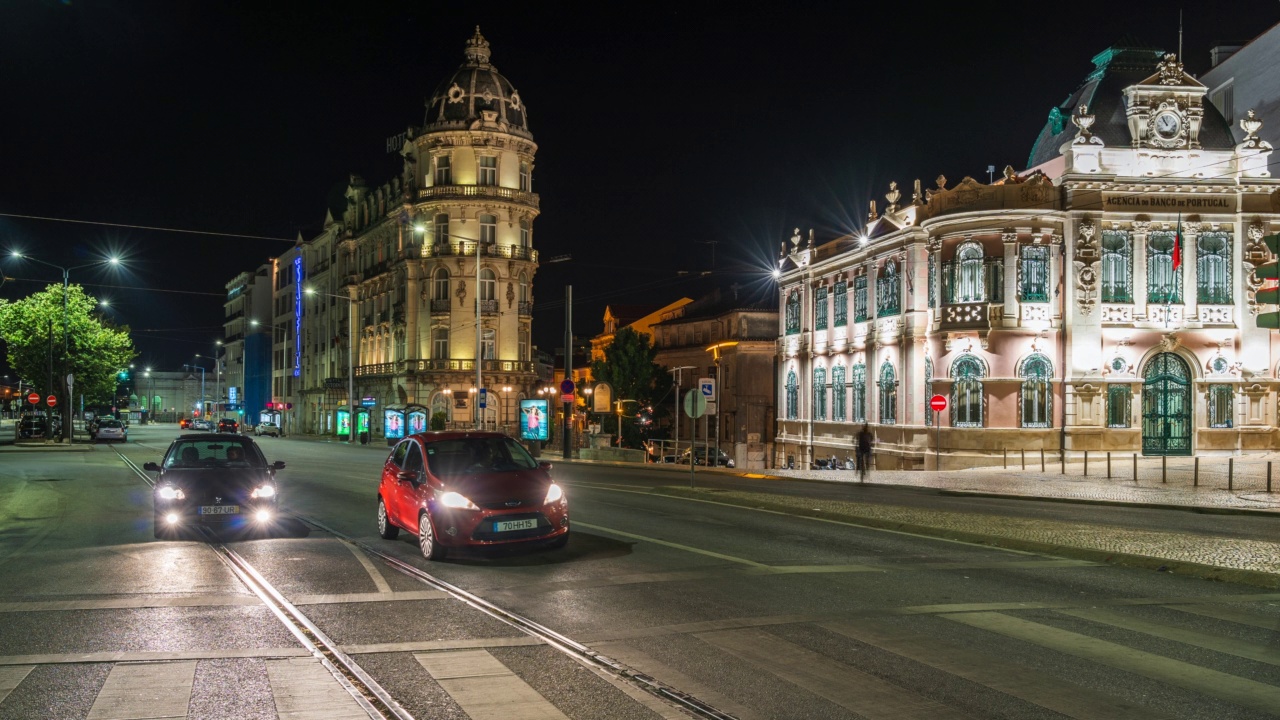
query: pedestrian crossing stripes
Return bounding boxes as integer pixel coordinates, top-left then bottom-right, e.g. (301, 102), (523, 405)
(0, 602), (1278, 718)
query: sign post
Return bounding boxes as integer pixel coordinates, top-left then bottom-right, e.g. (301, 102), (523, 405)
(27, 392), (39, 406)
(929, 394), (947, 470)
(683, 390), (707, 487)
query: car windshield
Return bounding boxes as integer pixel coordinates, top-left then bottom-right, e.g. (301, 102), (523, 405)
(100, 421), (122, 428)
(425, 437), (539, 476)
(164, 440), (263, 469)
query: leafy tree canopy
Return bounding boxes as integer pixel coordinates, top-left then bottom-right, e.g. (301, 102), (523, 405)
(587, 327), (672, 446)
(0, 283), (137, 404)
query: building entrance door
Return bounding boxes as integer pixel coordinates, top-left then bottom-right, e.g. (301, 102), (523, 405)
(1141, 352), (1192, 456)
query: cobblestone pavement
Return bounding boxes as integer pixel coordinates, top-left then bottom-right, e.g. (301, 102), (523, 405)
(760, 459), (1280, 513)
(658, 485), (1280, 585)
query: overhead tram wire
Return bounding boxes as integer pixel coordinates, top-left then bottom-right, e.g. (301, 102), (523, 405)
(0, 212), (297, 244)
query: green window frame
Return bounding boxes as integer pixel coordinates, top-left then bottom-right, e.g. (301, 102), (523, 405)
(1019, 354), (1053, 428)
(815, 287), (828, 331)
(1101, 230), (1132, 303)
(813, 366), (827, 421)
(924, 356), (933, 427)
(928, 253), (936, 308)
(1019, 245), (1049, 302)
(831, 365), (846, 422)
(877, 261), (900, 318)
(854, 275), (868, 322)
(878, 360), (896, 425)
(785, 370), (798, 420)
(785, 290), (801, 335)
(951, 355), (984, 428)
(1106, 385), (1131, 428)
(1147, 231), (1183, 304)
(833, 281), (848, 327)
(1197, 231), (1232, 305)
(1208, 384), (1233, 428)
(955, 242), (985, 302)
(851, 363), (866, 423)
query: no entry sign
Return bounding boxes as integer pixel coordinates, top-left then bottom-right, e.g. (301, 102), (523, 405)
(46, 395), (57, 408)
(929, 394), (947, 412)
(27, 392), (39, 405)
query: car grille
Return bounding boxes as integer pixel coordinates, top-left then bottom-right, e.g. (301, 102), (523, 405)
(470, 512), (553, 542)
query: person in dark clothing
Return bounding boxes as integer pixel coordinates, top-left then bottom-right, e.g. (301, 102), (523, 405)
(856, 424), (873, 482)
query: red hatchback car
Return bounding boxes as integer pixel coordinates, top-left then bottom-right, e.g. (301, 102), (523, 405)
(376, 431), (569, 560)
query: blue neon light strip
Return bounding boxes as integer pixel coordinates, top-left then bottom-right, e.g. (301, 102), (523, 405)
(293, 257), (303, 378)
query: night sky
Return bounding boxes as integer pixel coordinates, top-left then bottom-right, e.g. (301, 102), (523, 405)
(2, 1), (1276, 378)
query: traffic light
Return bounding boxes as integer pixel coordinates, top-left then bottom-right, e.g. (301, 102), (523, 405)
(116, 370), (130, 382)
(1257, 233), (1280, 329)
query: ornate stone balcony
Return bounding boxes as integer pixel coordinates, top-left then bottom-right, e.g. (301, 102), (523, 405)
(422, 241), (537, 263)
(417, 184), (540, 210)
(355, 359), (536, 377)
(430, 299), (451, 314)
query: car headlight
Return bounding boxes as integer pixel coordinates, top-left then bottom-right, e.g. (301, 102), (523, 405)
(157, 486), (185, 500)
(544, 483), (564, 504)
(438, 491), (478, 510)
(251, 485), (276, 499)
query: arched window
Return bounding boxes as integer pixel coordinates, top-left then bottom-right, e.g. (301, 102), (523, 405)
(876, 261), (900, 317)
(432, 268), (450, 301)
(1197, 231), (1231, 305)
(1019, 245), (1049, 302)
(1019, 354), (1053, 428)
(813, 366), (827, 421)
(951, 355), (985, 427)
(785, 290), (801, 334)
(956, 242), (985, 302)
(1147, 231), (1182, 304)
(878, 360), (896, 424)
(831, 365), (847, 422)
(482, 328), (496, 359)
(433, 213), (449, 245)
(480, 269), (496, 301)
(1100, 230), (1132, 303)
(785, 370), (798, 420)
(851, 363), (866, 423)
(924, 356), (933, 427)
(479, 214), (497, 244)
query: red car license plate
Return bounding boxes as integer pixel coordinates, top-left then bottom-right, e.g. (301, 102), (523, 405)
(494, 519), (537, 532)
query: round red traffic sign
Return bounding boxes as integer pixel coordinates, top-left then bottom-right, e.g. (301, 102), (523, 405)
(46, 395), (57, 408)
(560, 379), (575, 395)
(929, 394), (947, 412)
(27, 392), (39, 405)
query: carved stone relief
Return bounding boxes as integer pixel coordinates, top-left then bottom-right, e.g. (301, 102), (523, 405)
(1021, 304), (1050, 322)
(1073, 219), (1100, 316)
(1198, 306), (1232, 324)
(1147, 305), (1184, 325)
(456, 280), (467, 307)
(506, 282), (515, 308)
(1100, 305), (1134, 324)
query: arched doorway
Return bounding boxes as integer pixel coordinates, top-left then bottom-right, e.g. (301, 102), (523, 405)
(1142, 353), (1192, 456)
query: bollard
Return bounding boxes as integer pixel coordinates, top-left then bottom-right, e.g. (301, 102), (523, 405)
(1003, 448), (1007, 469)
(1084, 450), (1089, 477)
(1228, 458), (1234, 491)
(1041, 448), (1045, 473)
(1060, 450), (1065, 475)
(1021, 448), (1026, 470)
(1194, 457), (1199, 487)
(1268, 462), (1273, 493)
(1162, 455), (1167, 484)
(1107, 451), (1112, 479)
(1133, 454), (1137, 482)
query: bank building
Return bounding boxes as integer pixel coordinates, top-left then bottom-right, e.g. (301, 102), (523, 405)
(774, 47), (1279, 470)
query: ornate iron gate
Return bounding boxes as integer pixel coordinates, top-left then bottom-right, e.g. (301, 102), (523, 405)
(1141, 353), (1192, 456)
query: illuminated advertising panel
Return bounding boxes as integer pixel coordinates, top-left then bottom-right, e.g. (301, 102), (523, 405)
(384, 409), (404, 439)
(520, 398), (549, 442)
(336, 409), (350, 436)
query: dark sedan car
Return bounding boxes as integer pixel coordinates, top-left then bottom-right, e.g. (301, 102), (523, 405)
(376, 431), (568, 560)
(145, 434), (284, 538)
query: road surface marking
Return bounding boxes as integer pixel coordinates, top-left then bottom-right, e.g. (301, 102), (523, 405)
(287, 590), (448, 605)
(573, 521), (770, 567)
(415, 649), (569, 720)
(1169, 603), (1280, 630)
(944, 611), (1280, 714)
(266, 657), (370, 720)
(0, 648), (309, 666)
(341, 540), (392, 594)
(1059, 607), (1280, 666)
(344, 636), (544, 654)
(86, 660), (195, 720)
(0, 595), (261, 612)
(591, 641), (768, 720)
(820, 618), (1173, 720)
(0, 666), (32, 704)
(696, 628), (975, 719)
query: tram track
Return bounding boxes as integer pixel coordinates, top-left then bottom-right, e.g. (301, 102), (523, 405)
(114, 446), (737, 720)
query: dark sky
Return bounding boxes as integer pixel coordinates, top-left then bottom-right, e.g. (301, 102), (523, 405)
(1, 1), (1277, 376)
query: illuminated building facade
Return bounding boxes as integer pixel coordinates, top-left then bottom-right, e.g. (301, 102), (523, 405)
(775, 48), (1280, 469)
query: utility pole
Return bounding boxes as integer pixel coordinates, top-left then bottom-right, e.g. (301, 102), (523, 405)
(562, 285), (572, 459)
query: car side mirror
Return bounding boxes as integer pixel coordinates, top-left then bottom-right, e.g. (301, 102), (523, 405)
(396, 470), (421, 483)
(272, 461), (286, 471)
(143, 462), (160, 472)
(538, 461), (553, 472)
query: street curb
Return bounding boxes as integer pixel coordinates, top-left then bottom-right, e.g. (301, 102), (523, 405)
(654, 486), (1280, 591)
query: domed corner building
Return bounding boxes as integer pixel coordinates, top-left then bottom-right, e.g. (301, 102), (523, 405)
(773, 46), (1280, 471)
(276, 27), (541, 441)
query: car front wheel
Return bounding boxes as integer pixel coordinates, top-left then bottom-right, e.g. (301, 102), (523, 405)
(376, 498), (399, 540)
(418, 511), (446, 561)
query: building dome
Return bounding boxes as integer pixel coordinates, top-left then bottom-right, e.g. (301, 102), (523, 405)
(424, 27), (530, 138)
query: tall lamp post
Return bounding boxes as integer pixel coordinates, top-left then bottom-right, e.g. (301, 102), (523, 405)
(5, 251), (120, 441)
(144, 368), (154, 424)
(184, 363), (206, 421)
(670, 366), (696, 457)
(195, 350), (223, 422)
(305, 287), (357, 446)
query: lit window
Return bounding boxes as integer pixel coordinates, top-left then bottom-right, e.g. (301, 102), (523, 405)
(432, 328), (449, 358)
(878, 360), (896, 424)
(876, 261), (900, 317)
(434, 214), (449, 244)
(813, 366), (827, 421)
(478, 156), (497, 186)
(1019, 246), (1049, 302)
(815, 287), (828, 331)
(955, 242), (985, 302)
(833, 281), (847, 327)
(1197, 231), (1231, 305)
(785, 290), (801, 335)
(850, 363), (866, 423)
(1101, 230), (1132, 303)
(1019, 354), (1053, 428)
(434, 155), (452, 185)
(1208, 384), (1233, 428)
(519, 162), (530, 192)
(951, 355), (984, 428)
(785, 370), (798, 420)
(831, 365), (846, 422)
(433, 268), (450, 301)
(480, 269), (496, 301)
(519, 220), (530, 247)
(854, 275), (868, 322)
(479, 214), (497, 244)
(1147, 231), (1182, 304)
(518, 272), (529, 302)
(1107, 385), (1131, 428)
(482, 329), (496, 359)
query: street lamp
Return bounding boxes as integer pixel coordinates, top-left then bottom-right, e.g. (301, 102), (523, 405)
(144, 368), (154, 424)
(670, 366), (697, 457)
(305, 287), (357, 446)
(5, 251), (121, 441)
(184, 363), (206, 422)
(194, 351), (223, 422)
(502, 385), (513, 430)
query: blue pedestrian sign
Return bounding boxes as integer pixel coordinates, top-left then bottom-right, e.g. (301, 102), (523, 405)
(479, 388), (487, 409)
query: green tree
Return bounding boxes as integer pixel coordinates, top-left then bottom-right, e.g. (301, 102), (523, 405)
(588, 327), (671, 447)
(0, 284), (137, 430)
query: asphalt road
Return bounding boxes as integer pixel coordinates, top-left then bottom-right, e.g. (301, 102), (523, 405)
(1, 424), (1279, 719)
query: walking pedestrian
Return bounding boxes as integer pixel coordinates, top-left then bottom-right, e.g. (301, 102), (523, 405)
(856, 424), (873, 483)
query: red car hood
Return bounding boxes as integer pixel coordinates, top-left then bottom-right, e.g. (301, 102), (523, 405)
(439, 467), (553, 507)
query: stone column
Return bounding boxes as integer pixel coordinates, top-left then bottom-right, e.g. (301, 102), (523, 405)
(1183, 222), (1199, 321)
(405, 262), (421, 362)
(1002, 231), (1019, 320)
(1132, 221), (1150, 319)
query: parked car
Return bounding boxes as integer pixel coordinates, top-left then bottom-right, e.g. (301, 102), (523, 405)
(144, 434), (284, 538)
(375, 431), (568, 560)
(94, 419), (128, 443)
(254, 421), (280, 437)
(179, 418), (191, 430)
(17, 415), (48, 439)
(678, 447), (735, 468)
(217, 418), (240, 434)
(191, 419), (212, 431)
